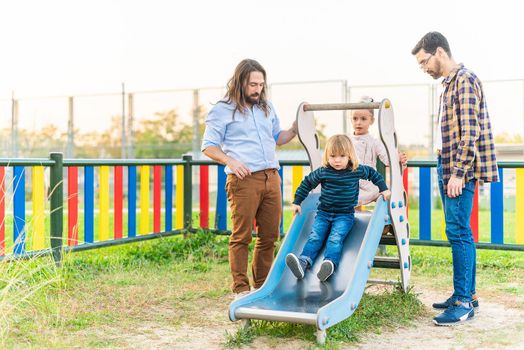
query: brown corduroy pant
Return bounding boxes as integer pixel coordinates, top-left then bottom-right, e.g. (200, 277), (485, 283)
(225, 169), (282, 293)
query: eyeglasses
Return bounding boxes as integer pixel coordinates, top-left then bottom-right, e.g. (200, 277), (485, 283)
(419, 54), (433, 70)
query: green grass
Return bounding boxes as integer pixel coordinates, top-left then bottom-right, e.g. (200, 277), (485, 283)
(225, 288), (425, 348)
(1, 228), (523, 349)
(0, 230), (232, 349)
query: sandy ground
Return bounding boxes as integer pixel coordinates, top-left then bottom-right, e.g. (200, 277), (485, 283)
(110, 285), (524, 350)
(355, 288), (524, 350)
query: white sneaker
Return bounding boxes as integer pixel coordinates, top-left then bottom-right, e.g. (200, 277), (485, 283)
(317, 260), (335, 282)
(286, 253), (306, 279)
(234, 290), (251, 300)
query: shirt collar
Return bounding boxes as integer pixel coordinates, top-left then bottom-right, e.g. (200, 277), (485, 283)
(441, 63), (464, 86)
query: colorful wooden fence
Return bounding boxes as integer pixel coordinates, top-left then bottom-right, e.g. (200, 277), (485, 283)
(203, 160), (524, 247)
(0, 157), (186, 261)
(64, 162), (184, 247)
(1, 157), (523, 263)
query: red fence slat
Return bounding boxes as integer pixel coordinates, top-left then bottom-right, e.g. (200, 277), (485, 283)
(200, 165), (209, 229)
(403, 168), (409, 219)
(68, 166), (79, 246)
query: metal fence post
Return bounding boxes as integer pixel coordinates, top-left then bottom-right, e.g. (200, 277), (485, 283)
(11, 95), (18, 157)
(342, 80), (348, 134)
(121, 83), (127, 159)
(182, 154), (193, 231)
(66, 96), (75, 158)
(192, 89), (201, 160)
(49, 152), (64, 266)
(127, 93), (135, 159)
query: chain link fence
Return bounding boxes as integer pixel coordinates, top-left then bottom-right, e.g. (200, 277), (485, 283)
(0, 79), (522, 159)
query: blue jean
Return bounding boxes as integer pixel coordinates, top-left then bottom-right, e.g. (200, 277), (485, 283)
(437, 156), (477, 303)
(300, 210), (355, 268)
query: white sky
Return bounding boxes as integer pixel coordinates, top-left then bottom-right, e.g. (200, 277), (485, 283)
(0, 0), (523, 145)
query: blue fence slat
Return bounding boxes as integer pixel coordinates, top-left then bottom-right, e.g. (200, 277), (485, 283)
(84, 166), (94, 243)
(279, 167), (284, 235)
(490, 168), (504, 244)
(128, 166), (137, 238)
(13, 166), (26, 255)
(165, 165), (173, 232)
(419, 167), (432, 240)
(216, 165), (227, 230)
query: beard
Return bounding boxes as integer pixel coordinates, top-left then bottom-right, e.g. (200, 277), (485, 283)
(427, 60), (442, 80)
(246, 93), (260, 104)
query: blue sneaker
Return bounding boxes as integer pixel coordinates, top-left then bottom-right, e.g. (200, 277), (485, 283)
(471, 294), (480, 314)
(433, 302), (474, 326)
(433, 296), (479, 313)
(432, 296), (456, 309)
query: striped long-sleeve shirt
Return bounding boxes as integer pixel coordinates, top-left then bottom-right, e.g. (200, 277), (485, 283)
(439, 64), (498, 184)
(292, 165), (388, 213)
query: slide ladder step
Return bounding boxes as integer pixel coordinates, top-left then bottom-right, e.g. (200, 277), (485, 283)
(379, 234), (397, 246)
(373, 256), (400, 269)
(367, 278), (401, 286)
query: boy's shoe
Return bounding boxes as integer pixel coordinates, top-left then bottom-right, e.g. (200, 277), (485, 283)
(234, 290), (251, 301)
(433, 296), (479, 313)
(433, 302), (475, 326)
(286, 253), (307, 279)
(317, 260), (335, 282)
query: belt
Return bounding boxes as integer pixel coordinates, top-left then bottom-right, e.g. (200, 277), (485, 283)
(228, 168), (277, 178)
(252, 168), (278, 175)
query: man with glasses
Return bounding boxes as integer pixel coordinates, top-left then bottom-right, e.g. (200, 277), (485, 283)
(412, 32), (498, 326)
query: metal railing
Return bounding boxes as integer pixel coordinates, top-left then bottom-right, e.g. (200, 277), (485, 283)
(2, 78), (522, 159)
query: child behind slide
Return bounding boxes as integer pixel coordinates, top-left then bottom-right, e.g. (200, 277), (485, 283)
(285, 134), (391, 282)
(350, 96), (407, 206)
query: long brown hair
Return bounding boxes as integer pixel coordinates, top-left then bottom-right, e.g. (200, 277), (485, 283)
(322, 134), (359, 171)
(222, 59), (270, 117)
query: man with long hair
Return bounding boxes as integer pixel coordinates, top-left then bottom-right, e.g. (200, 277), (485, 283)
(412, 32), (498, 326)
(202, 59), (297, 296)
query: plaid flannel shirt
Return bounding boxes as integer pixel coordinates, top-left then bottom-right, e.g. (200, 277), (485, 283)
(439, 64), (498, 185)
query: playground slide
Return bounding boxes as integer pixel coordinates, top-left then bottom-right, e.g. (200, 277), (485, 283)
(229, 191), (389, 332)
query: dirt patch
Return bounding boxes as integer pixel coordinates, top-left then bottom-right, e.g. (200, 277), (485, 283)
(355, 287), (524, 350)
(123, 323), (235, 350)
(89, 287), (524, 349)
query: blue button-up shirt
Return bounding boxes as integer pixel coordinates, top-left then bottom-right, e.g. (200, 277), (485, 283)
(201, 101), (282, 175)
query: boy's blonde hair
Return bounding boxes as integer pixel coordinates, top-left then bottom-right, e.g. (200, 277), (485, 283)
(322, 134), (359, 171)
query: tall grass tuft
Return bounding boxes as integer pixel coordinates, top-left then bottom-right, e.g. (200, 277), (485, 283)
(0, 251), (64, 347)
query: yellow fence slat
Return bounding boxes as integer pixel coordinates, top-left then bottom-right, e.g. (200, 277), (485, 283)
(516, 168), (524, 244)
(176, 165), (184, 229)
(32, 166), (45, 250)
(441, 208), (446, 240)
(292, 166), (303, 198)
(99, 166), (110, 241)
(140, 165), (150, 234)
